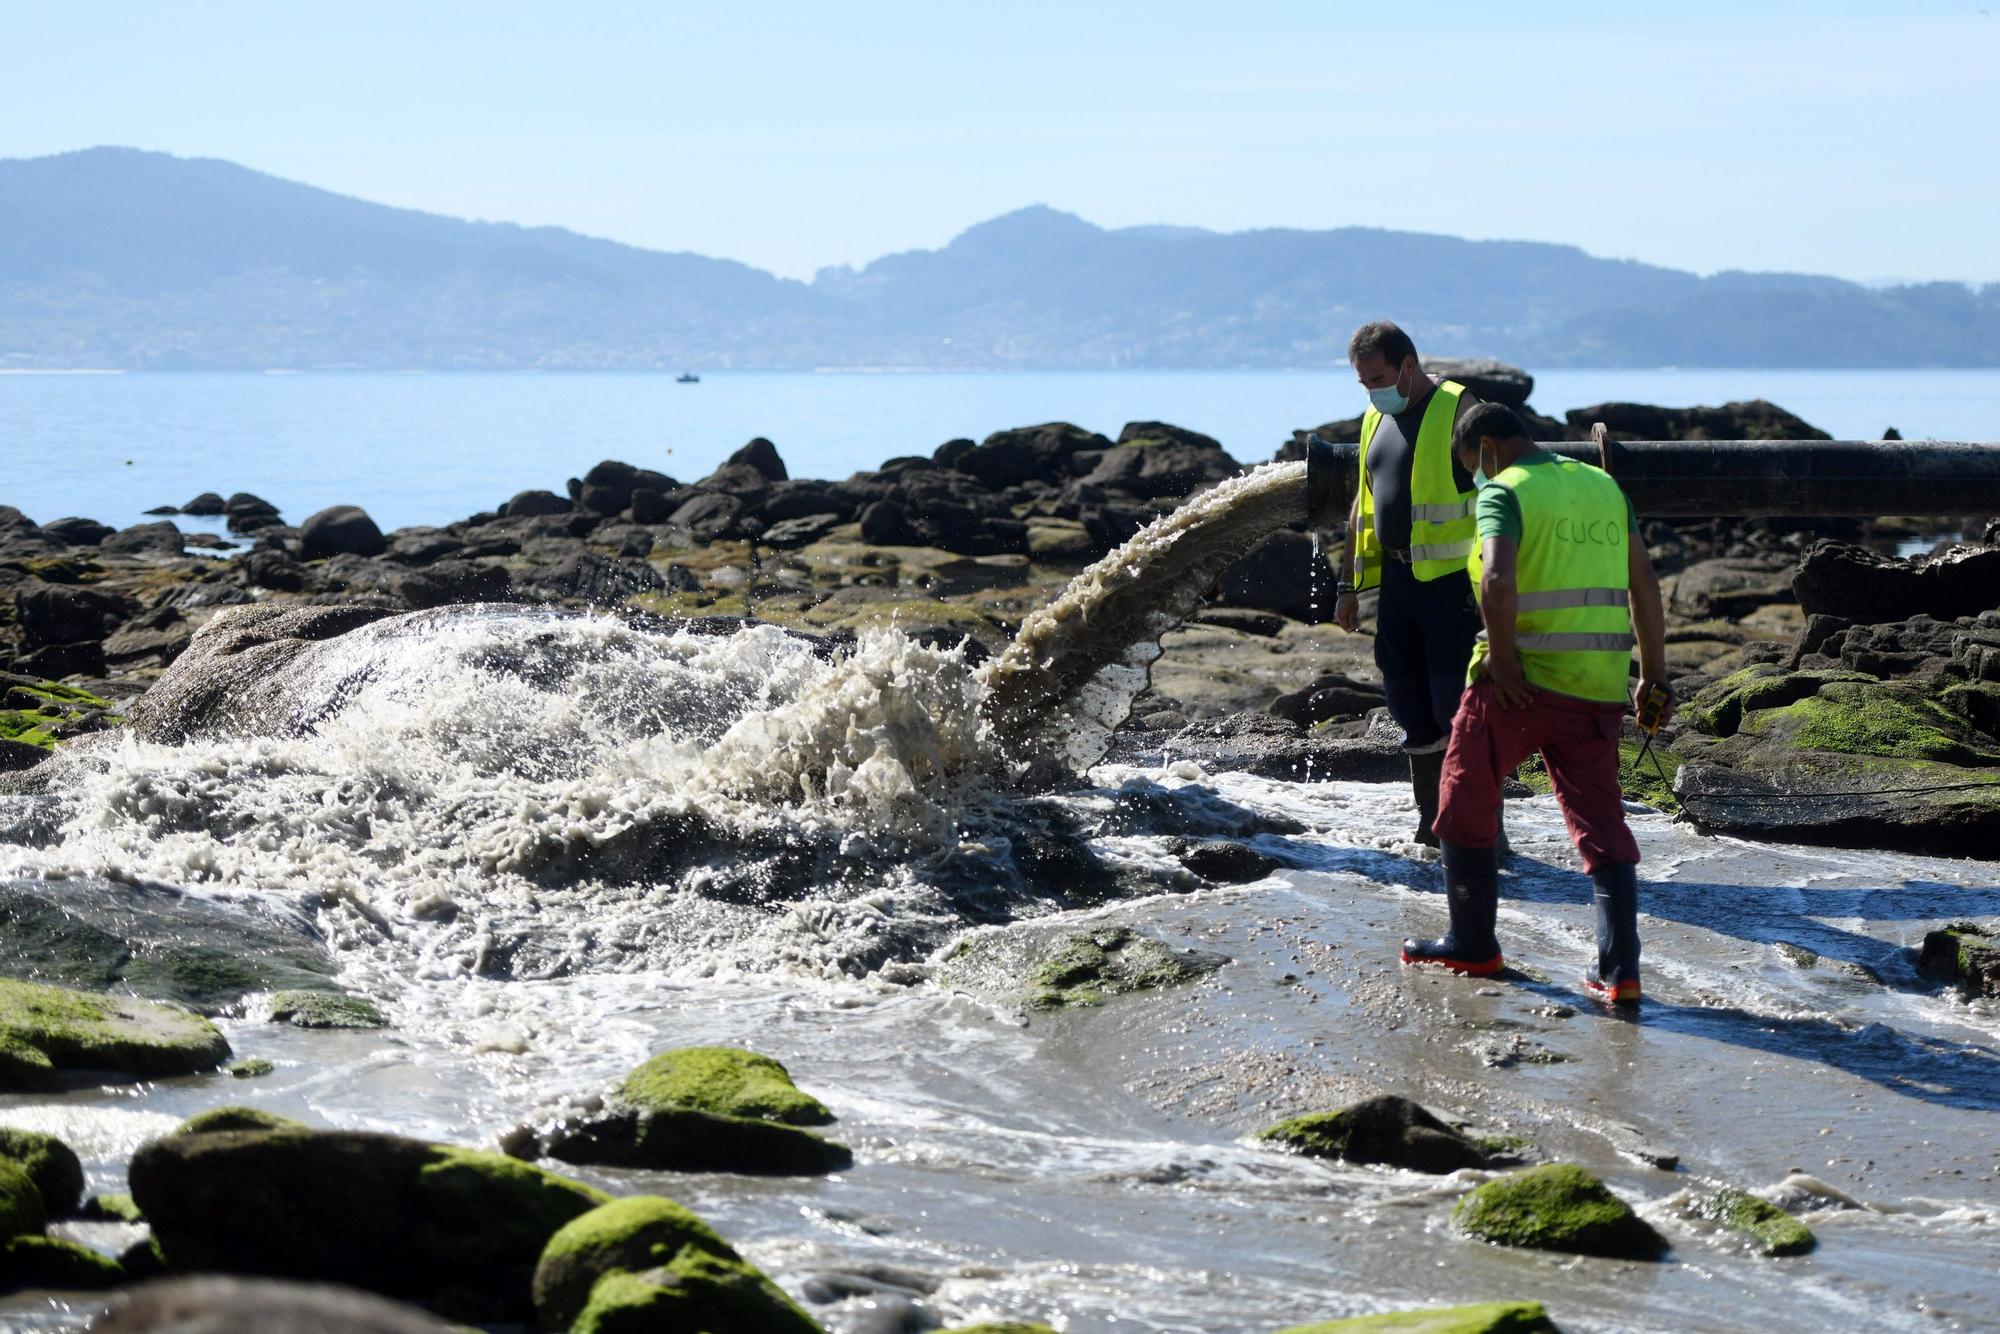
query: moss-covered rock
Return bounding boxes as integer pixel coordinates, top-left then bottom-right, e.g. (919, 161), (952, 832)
(533, 1194), (817, 1333)
(0, 1127), (83, 1217)
(1453, 1164), (1666, 1259)
(0, 1160), (45, 1240)
(230, 1057), (276, 1079)
(1919, 921), (2000, 999)
(0, 976), (230, 1089)
(1256, 1096), (1491, 1175)
(1689, 1187), (1816, 1256)
(266, 990), (388, 1029)
(572, 1252), (823, 1334)
(174, 1105), (310, 1136)
(129, 1127), (608, 1317)
(621, 1047), (833, 1126)
(1685, 665), (1868, 737)
(1029, 928), (1204, 1008)
(79, 1191), (143, 1223)
(539, 1106), (853, 1177)
(1274, 1301), (1555, 1333)
(0, 1234), (124, 1290)
(0, 678), (120, 754)
(0, 1035), (56, 1092)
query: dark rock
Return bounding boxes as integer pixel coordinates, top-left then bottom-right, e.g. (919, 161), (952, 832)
(40, 517), (114, 547)
(1193, 608), (1285, 638)
(395, 559), (512, 609)
(669, 492), (749, 542)
(98, 521), (186, 558)
(522, 553), (664, 604)
(1215, 531), (1337, 622)
(180, 493), (228, 516)
(128, 1130), (607, 1319)
(757, 482), (852, 525)
(1165, 711), (1405, 782)
(725, 437), (788, 482)
(0, 876), (335, 1012)
(578, 483), (626, 516)
(0, 741), (44, 772)
(932, 437), (976, 468)
(1569, 399), (1831, 442)
(1258, 1095), (1493, 1174)
(1671, 555), (1796, 619)
(1794, 540), (2000, 623)
(1270, 674), (1388, 727)
(102, 605), (192, 666)
(14, 641), (107, 678)
(859, 500), (912, 545)
(581, 459), (638, 509)
(383, 527), (465, 566)
(299, 506), (388, 561)
(537, 1106), (852, 1176)
(1172, 838), (1278, 883)
(91, 1276), (461, 1334)
(626, 487), (670, 525)
(1422, 357), (1534, 408)
(0, 507), (58, 558)
(224, 494), (283, 534)
(239, 547), (313, 592)
(956, 423), (1110, 489)
(502, 489), (571, 518)
(15, 580), (132, 647)
(1918, 921), (2000, 999)
(1081, 502), (1151, 554)
(1675, 761), (2000, 859)
(1080, 426), (1242, 500)
(761, 513), (845, 549)
(0, 1125), (85, 1215)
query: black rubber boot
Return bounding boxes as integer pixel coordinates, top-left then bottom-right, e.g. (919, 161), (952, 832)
(1401, 840), (1502, 975)
(1585, 861), (1642, 1004)
(1408, 747), (1445, 847)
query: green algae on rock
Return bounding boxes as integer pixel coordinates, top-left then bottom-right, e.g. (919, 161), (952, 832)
(266, 990), (389, 1029)
(0, 1160), (46, 1240)
(1919, 921), (2000, 999)
(621, 1047), (833, 1126)
(0, 976), (230, 1089)
(230, 1057), (276, 1078)
(1453, 1164), (1667, 1260)
(0, 1127), (84, 1217)
(539, 1105), (853, 1177)
(0, 1234), (124, 1290)
(944, 925), (1226, 1012)
(1256, 1095), (1493, 1175)
(173, 1105), (310, 1136)
(79, 1191), (143, 1223)
(1273, 1300), (1556, 1333)
(534, 1194), (817, 1334)
(0, 676), (121, 753)
(1688, 1187), (1817, 1256)
(129, 1127), (608, 1319)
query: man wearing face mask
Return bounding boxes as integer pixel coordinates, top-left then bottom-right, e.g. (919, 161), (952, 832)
(1408, 402), (1671, 1005)
(1333, 320), (1483, 846)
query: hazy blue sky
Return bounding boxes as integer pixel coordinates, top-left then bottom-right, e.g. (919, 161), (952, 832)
(6, 1), (1996, 283)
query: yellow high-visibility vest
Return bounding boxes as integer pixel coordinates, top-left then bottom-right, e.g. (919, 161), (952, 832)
(1467, 454), (1636, 703)
(1353, 381), (1475, 589)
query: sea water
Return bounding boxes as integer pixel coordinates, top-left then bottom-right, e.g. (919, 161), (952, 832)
(3, 368), (1998, 536)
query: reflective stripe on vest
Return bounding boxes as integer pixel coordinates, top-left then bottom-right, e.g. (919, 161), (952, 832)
(1516, 587), (1630, 612)
(1465, 453), (1636, 703)
(1353, 380), (1474, 590)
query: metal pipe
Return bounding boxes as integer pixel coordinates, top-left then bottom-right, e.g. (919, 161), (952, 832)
(1304, 437), (2000, 525)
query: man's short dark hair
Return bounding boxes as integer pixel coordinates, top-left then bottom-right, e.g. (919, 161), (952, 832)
(1348, 320), (1418, 368)
(1453, 402), (1531, 452)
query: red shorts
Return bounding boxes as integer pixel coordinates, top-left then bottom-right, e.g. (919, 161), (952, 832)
(1435, 679), (1640, 872)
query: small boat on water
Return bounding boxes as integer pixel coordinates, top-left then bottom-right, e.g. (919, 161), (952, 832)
(676, 372), (700, 384)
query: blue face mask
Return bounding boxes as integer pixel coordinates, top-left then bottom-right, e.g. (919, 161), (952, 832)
(1366, 362), (1413, 414)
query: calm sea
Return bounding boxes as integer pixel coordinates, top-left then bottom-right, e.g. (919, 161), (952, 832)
(4, 368), (1998, 535)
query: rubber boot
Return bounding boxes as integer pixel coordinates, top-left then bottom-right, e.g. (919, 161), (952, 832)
(1585, 861), (1642, 1004)
(1401, 840), (1502, 975)
(1408, 747), (1445, 847)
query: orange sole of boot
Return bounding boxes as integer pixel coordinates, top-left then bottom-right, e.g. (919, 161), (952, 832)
(1400, 951), (1503, 977)
(1584, 978), (1642, 1005)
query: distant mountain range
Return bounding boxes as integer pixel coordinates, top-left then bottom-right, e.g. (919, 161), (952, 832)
(3, 147), (1995, 371)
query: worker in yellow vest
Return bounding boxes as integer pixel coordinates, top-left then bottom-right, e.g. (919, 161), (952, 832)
(1333, 321), (1482, 845)
(1407, 403), (1672, 1005)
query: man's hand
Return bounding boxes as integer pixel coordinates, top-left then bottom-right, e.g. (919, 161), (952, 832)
(1335, 590), (1360, 633)
(1487, 648), (1533, 710)
(1635, 676), (1676, 730)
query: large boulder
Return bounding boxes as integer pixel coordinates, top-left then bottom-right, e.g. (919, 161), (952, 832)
(502, 489), (572, 518)
(1, 1234), (123, 1290)
(1567, 399), (1830, 442)
(1670, 555), (1796, 620)
(299, 506), (388, 561)
(0, 977), (230, 1090)
(524, 1046), (850, 1177)
(90, 1276), (464, 1333)
(129, 1129), (608, 1319)
(532, 1195), (817, 1334)
(1422, 357), (1534, 408)
(956, 423), (1110, 489)
(1918, 921), (2000, 999)
(1256, 1095), (1493, 1174)
(0, 1126), (85, 1216)
(1453, 1163), (1667, 1259)
(1793, 540), (2000, 622)
(0, 1159), (45, 1238)
(14, 580), (131, 648)
(1074, 423), (1242, 500)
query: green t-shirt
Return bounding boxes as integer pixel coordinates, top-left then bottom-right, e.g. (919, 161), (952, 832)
(1475, 450), (1639, 543)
